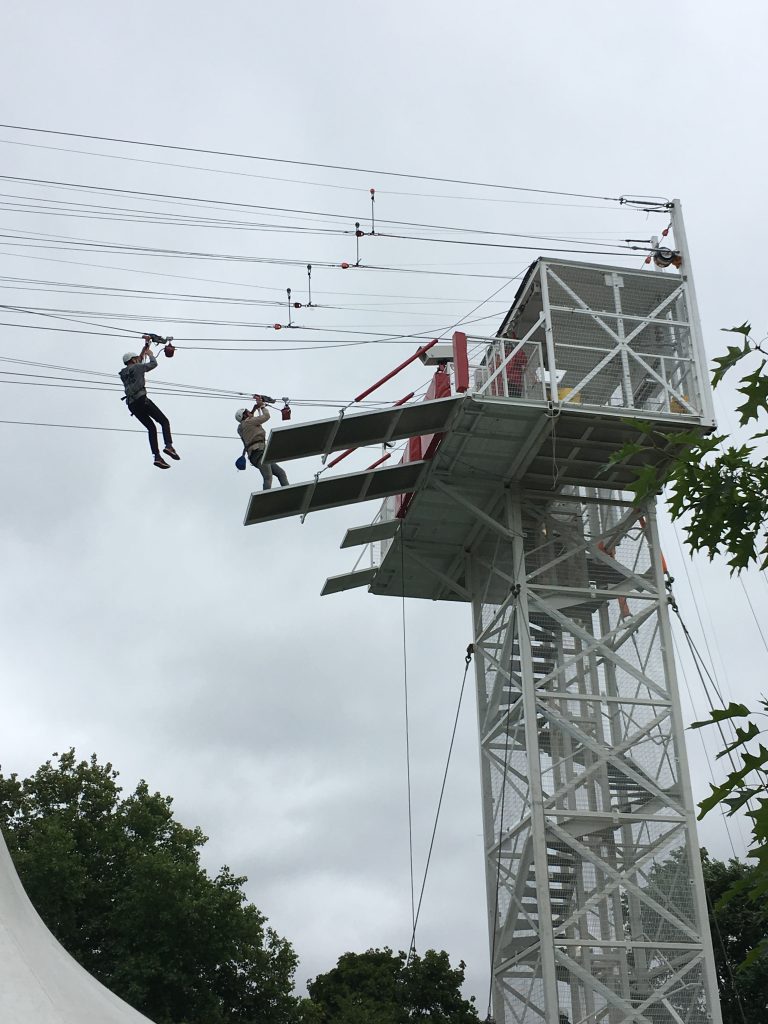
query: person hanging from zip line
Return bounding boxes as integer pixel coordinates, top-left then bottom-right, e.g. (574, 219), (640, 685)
(119, 340), (180, 469)
(235, 397), (289, 489)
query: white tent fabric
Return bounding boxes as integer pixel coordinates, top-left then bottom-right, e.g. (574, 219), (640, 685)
(0, 829), (154, 1022)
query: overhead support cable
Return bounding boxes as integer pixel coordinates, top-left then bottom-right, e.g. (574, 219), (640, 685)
(399, 535), (416, 946)
(406, 644), (474, 961)
(0, 418), (234, 439)
(0, 123), (630, 202)
(0, 185), (653, 246)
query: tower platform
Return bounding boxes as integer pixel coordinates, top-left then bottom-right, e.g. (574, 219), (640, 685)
(244, 393), (703, 602)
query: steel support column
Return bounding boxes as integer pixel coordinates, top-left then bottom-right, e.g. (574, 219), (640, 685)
(469, 487), (722, 1024)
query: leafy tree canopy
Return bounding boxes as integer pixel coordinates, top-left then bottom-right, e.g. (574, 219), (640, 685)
(702, 853), (768, 1023)
(299, 947), (479, 1024)
(0, 749), (299, 1024)
(610, 322), (768, 572)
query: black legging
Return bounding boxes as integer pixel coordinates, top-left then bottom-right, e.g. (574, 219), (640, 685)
(127, 396), (172, 456)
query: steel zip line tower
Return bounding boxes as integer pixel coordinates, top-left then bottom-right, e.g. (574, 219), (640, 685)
(243, 200), (723, 1024)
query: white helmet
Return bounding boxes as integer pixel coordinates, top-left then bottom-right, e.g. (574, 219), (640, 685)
(122, 352), (139, 365)
(235, 408), (248, 423)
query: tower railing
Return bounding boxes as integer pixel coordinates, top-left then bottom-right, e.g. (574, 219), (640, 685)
(464, 258), (704, 419)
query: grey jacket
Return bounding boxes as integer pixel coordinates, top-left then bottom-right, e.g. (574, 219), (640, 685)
(119, 355), (157, 403)
(237, 410), (270, 453)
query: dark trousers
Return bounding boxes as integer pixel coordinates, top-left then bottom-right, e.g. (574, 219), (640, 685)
(248, 448), (288, 489)
(128, 396), (172, 456)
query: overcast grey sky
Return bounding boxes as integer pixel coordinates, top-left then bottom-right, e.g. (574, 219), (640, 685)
(1, 0), (767, 1008)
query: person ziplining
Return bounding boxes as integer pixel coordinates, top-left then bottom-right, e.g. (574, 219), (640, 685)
(119, 337), (180, 469)
(235, 398), (289, 489)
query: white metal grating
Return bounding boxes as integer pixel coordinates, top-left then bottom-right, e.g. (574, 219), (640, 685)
(466, 257), (707, 423)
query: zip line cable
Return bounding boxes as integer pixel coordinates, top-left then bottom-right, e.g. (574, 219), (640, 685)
(0, 354), (424, 407)
(667, 636), (751, 1024)
(0, 299), (503, 333)
(0, 124), (632, 202)
(738, 576), (768, 655)
(672, 604), (752, 787)
(0, 227), (649, 270)
(0, 195), (643, 248)
(0, 238), (532, 282)
(670, 526), (734, 707)
(0, 320), (441, 350)
(406, 644), (474, 961)
(0, 301), (505, 348)
(0, 302), (137, 336)
(671, 633), (741, 860)
(399, 535), (416, 945)
(0, 418), (234, 439)
(0, 246), (522, 300)
(437, 271), (525, 342)
(0, 137), (627, 210)
(0, 184), (651, 248)
(0, 174), (659, 249)
(0, 269), (517, 306)
(0, 372), (398, 409)
(0, 225), (648, 262)
(2, 299), (504, 324)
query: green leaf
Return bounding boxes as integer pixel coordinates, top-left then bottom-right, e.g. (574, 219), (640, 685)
(735, 361), (768, 424)
(619, 418), (656, 437)
(712, 340), (751, 388)
(721, 322), (752, 336)
(716, 721), (762, 759)
(691, 703), (751, 729)
(738, 935), (768, 971)
(605, 442), (645, 467)
(628, 464), (662, 503)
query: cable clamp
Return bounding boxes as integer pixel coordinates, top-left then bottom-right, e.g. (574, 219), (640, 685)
(465, 644), (474, 666)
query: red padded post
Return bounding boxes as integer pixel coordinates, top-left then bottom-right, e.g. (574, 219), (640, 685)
(452, 331), (469, 393)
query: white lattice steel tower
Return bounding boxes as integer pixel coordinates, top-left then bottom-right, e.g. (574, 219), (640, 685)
(244, 201), (723, 1024)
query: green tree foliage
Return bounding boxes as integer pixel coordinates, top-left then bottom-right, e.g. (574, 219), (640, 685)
(611, 323), (768, 572)
(609, 324), (768, 963)
(691, 700), (768, 966)
(702, 853), (768, 1023)
(0, 750), (299, 1024)
(641, 850), (768, 1021)
(299, 947), (479, 1024)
